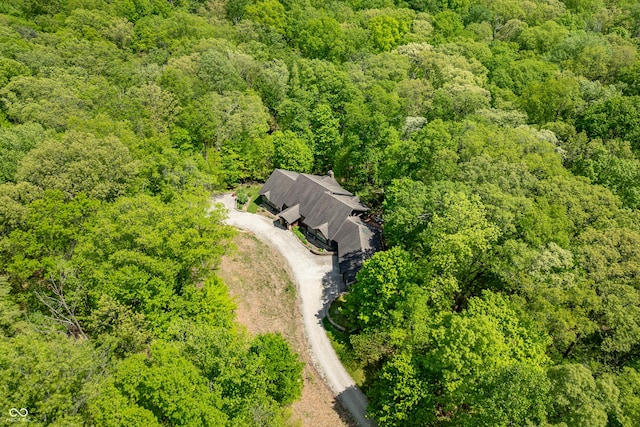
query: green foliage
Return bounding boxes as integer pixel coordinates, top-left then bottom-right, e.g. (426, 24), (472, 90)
(291, 11), (346, 60)
(577, 95), (640, 151)
(1, 0), (640, 424)
(0, 122), (47, 183)
(245, 0), (287, 34)
(0, 329), (103, 425)
(291, 225), (307, 244)
(16, 131), (139, 200)
(74, 194), (233, 324)
(547, 364), (612, 427)
(344, 246), (416, 333)
(367, 291), (551, 425)
(248, 333), (304, 405)
(368, 15), (406, 51)
(3, 190), (100, 281)
(0, 277), (24, 336)
(368, 352), (429, 426)
(114, 341), (228, 425)
(236, 187), (249, 205)
(272, 130), (314, 173)
(176, 323), (300, 425)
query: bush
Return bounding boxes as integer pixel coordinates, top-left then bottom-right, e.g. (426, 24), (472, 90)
(236, 188), (249, 206)
(292, 225), (307, 244)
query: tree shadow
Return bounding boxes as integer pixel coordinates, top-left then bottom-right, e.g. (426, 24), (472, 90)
(332, 395), (359, 427)
(317, 254), (344, 321)
(335, 385), (376, 427)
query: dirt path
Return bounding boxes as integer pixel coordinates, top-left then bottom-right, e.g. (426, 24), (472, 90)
(212, 194), (373, 427)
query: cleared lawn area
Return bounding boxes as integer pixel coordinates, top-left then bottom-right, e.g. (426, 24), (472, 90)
(216, 232), (354, 427)
(235, 184), (262, 213)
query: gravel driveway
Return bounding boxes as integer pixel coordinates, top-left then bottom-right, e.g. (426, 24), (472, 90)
(212, 194), (373, 427)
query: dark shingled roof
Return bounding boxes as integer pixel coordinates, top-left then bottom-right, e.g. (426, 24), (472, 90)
(335, 217), (381, 284)
(259, 169), (381, 283)
(259, 169), (299, 210)
(279, 204), (300, 223)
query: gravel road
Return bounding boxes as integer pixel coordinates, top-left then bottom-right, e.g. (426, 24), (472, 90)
(212, 194), (373, 427)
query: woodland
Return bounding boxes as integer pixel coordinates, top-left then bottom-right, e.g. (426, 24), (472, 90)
(0, 0), (639, 426)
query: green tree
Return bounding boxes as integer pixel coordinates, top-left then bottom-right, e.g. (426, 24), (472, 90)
(176, 323), (302, 424)
(86, 377), (162, 427)
(0, 278), (25, 337)
(119, 83), (182, 136)
(459, 363), (551, 427)
(1, 75), (86, 131)
(577, 95), (640, 151)
(290, 11), (346, 60)
(16, 131), (138, 201)
(272, 130), (313, 173)
(245, 0), (287, 34)
(0, 122), (47, 183)
(344, 246), (416, 333)
(248, 333), (304, 405)
(431, 10), (464, 41)
(420, 191), (500, 309)
(381, 177), (432, 249)
(368, 352), (431, 426)
(73, 194), (233, 325)
(0, 57), (31, 87)
(196, 49), (247, 95)
(613, 367), (640, 427)
(547, 364), (614, 427)
(4, 191), (99, 283)
(519, 74), (584, 124)
(112, 341), (228, 426)
(310, 103), (341, 172)
(0, 329), (103, 425)
(368, 15), (406, 52)
(369, 291), (551, 425)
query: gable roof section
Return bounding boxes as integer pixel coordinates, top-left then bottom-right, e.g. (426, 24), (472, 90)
(335, 217), (381, 284)
(303, 191), (355, 241)
(279, 204), (300, 224)
(259, 169), (299, 210)
(260, 170), (369, 231)
(305, 173), (351, 196)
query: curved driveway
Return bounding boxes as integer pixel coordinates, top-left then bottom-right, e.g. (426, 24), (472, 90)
(212, 194), (372, 427)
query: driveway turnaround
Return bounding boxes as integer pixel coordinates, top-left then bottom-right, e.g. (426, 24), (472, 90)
(212, 194), (373, 427)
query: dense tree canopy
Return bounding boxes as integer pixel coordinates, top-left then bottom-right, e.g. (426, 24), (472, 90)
(0, 0), (639, 425)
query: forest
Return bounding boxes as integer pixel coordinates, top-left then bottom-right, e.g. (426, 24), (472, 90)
(0, 0), (639, 426)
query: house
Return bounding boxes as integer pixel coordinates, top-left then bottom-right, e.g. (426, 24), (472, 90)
(259, 169), (381, 286)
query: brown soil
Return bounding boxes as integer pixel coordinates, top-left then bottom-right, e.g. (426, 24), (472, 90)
(217, 231), (354, 427)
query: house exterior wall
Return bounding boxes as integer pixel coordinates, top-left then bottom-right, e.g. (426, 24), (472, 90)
(298, 223), (334, 251)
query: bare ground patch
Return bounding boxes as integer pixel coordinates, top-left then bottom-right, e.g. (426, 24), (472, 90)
(217, 231), (354, 427)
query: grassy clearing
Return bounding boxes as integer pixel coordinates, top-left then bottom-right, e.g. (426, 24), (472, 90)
(235, 184), (262, 212)
(322, 318), (365, 387)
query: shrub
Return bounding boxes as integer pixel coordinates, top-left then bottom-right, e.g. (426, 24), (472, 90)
(236, 188), (249, 206)
(292, 225), (307, 244)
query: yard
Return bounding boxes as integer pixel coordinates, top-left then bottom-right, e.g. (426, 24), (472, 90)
(234, 184), (262, 213)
